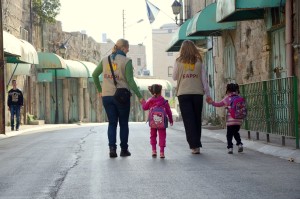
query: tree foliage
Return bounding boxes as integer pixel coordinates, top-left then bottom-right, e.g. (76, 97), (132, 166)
(33, 0), (61, 23)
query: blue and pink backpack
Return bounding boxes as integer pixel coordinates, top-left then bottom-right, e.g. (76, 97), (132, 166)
(148, 101), (168, 129)
(229, 95), (247, 119)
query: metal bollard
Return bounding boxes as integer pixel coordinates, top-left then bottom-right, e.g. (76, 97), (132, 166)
(248, 131), (251, 139)
(256, 132), (259, 140)
(266, 134), (270, 143)
(282, 136), (285, 146)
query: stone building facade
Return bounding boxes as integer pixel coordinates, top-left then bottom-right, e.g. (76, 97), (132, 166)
(2, 0), (149, 125)
(183, 0), (300, 126)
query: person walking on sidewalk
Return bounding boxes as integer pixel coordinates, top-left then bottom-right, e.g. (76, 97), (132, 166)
(7, 80), (23, 131)
(207, 83), (244, 154)
(172, 40), (211, 154)
(92, 38), (144, 158)
(141, 84), (173, 158)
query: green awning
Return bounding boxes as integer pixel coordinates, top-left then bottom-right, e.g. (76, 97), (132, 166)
(3, 31), (22, 59)
(186, 3), (236, 36)
(54, 60), (89, 78)
(216, 0), (285, 22)
(19, 40), (39, 64)
(4, 31), (38, 64)
(10, 63), (31, 75)
(79, 61), (96, 77)
(166, 19), (206, 52)
(79, 61), (103, 82)
(37, 52), (67, 69)
(134, 78), (172, 91)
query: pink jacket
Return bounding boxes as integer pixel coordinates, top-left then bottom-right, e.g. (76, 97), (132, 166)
(142, 96), (173, 124)
(211, 92), (243, 126)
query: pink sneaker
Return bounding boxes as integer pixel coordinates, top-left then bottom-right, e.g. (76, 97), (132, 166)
(152, 150), (157, 157)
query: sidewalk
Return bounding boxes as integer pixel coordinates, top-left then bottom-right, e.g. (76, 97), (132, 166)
(170, 121), (300, 164)
(0, 123), (98, 140)
(1, 121), (299, 163)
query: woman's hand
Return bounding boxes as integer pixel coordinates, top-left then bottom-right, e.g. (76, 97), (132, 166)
(98, 93), (102, 98)
(206, 96), (213, 104)
(139, 98), (145, 104)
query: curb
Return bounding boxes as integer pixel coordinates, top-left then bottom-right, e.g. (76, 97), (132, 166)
(0, 123), (99, 140)
(202, 129), (300, 163)
(170, 123), (300, 164)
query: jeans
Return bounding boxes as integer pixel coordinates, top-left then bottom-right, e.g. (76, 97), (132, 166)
(178, 94), (203, 149)
(226, 125), (243, 149)
(102, 96), (130, 150)
(10, 105), (21, 130)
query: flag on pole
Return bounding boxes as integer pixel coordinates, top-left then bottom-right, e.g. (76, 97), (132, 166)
(145, 0), (160, 24)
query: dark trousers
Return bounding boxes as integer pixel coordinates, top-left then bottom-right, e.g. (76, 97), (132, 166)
(226, 125), (243, 149)
(178, 94), (203, 149)
(102, 96), (130, 150)
(10, 105), (21, 130)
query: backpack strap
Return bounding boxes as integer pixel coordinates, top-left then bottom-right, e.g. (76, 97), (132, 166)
(229, 95), (239, 106)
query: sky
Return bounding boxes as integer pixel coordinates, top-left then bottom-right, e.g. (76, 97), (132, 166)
(56, 0), (176, 44)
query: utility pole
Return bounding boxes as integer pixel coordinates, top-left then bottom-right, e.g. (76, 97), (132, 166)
(0, 0), (6, 134)
(123, 9), (125, 38)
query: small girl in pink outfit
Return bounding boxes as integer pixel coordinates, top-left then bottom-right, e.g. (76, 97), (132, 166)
(208, 83), (244, 154)
(142, 84), (173, 158)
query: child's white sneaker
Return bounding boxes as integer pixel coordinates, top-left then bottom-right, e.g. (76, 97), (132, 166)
(228, 148), (233, 154)
(238, 144), (243, 153)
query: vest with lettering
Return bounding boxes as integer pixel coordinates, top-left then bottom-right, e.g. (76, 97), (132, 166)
(176, 60), (204, 96)
(102, 54), (130, 96)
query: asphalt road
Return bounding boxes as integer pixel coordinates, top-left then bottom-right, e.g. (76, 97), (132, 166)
(0, 123), (299, 199)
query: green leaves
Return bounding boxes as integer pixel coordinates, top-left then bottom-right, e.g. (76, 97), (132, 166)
(33, 0), (61, 23)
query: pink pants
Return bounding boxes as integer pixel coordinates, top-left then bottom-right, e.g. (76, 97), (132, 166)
(150, 128), (166, 152)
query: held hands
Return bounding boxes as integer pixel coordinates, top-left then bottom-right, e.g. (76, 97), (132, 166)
(170, 122), (173, 126)
(206, 96), (213, 104)
(139, 98), (145, 104)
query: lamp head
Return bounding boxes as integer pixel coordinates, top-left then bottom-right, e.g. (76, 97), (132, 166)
(59, 43), (67, 56)
(171, 0), (182, 15)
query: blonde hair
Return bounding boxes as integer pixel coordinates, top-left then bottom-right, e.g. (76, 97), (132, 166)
(176, 40), (203, 63)
(112, 39), (129, 54)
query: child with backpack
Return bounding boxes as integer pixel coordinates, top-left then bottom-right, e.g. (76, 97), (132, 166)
(142, 84), (173, 158)
(207, 83), (246, 154)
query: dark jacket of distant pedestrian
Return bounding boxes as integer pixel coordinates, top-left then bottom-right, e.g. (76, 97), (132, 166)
(7, 79), (23, 131)
(92, 38), (144, 158)
(172, 40), (211, 154)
